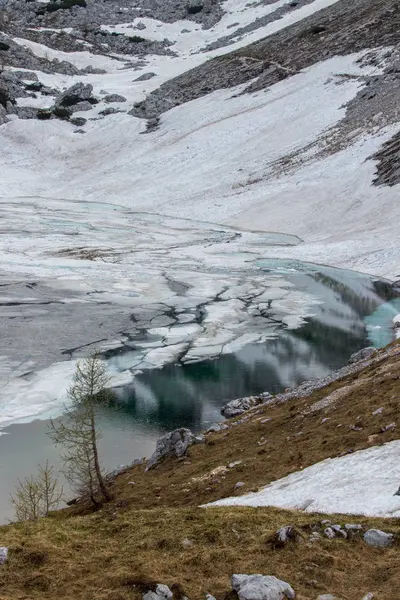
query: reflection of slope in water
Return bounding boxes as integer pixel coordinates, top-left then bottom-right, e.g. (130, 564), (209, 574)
(113, 262), (399, 432)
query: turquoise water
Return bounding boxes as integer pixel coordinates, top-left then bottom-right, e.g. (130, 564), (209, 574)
(365, 298), (400, 347)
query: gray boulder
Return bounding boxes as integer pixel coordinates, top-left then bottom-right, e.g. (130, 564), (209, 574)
(99, 107), (124, 116)
(70, 116), (87, 127)
(323, 527), (336, 539)
(56, 83), (94, 107)
(13, 70), (38, 82)
(232, 574), (295, 600)
(363, 529), (394, 548)
(146, 428), (204, 471)
(348, 347), (376, 364)
(207, 422), (229, 433)
(221, 393), (272, 418)
(316, 596), (337, 600)
(70, 101), (93, 112)
(104, 94), (127, 103)
(143, 584), (173, 600)
(361, 594), (374, 600)
(134, 72), (156, 82)
(273, 526), (300, 546)
(187, 0), (204, 13)
(0, 547), (7, 565)
(344, 523), (363, 531)
(16, 106), (40, 119)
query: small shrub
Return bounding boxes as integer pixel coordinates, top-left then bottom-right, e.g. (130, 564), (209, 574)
(10, 461), (63, 522)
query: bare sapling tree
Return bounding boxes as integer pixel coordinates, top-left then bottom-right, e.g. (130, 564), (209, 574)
(10, 461), (63, 522)
(50, 353), (113, 507)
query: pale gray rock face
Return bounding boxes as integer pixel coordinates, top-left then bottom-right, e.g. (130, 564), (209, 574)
(0, 547), (8, 565)
(316, 595), (337, 600)
(363, 529), (394, 548)
(232, 574), (296, 600)
(146, 427), (204, 470)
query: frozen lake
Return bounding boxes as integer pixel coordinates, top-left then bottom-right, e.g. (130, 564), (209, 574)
(0, 256), (398, 521)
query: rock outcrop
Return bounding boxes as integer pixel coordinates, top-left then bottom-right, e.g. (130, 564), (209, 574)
(55, 82), (96, 107)
(232, 574), (295, 600)
(348, 347), (376, 364)
(146, 428), (205, 471)
(221, 393), (272, 418)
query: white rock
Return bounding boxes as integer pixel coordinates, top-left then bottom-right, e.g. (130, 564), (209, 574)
(207, 423), (229, 433)
(156, 584), (173, 599)
(232, 574), (295, 600)
(363, 529), (394, 548)
(361, 594), (374, 600)
(344, 524), (362, 531)
(324, 527), (336, 539)
(372, 407), (383, 416)
(316, 595), (337, 600)
(143, 584), (173, 600)
(0, 547), (7, 565)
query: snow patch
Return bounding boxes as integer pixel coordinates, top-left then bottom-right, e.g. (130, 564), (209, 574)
(207, 441), (400, 517)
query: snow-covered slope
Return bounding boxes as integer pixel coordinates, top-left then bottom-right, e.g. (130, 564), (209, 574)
(207, 440), (400, 517)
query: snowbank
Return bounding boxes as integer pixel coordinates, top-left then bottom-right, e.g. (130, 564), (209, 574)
(207, 441), (400, 517)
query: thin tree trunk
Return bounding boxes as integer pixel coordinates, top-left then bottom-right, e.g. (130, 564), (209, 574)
(89, 407), (113, 502)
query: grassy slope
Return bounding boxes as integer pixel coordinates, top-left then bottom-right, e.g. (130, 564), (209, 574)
(0, 341), (399, 600)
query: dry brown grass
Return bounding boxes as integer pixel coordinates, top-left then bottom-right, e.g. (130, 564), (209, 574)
(0, 506), (400, 600)
(0, 342), (399, 599)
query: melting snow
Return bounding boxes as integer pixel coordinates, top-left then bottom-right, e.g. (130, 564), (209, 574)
(207, 441), (400, 517)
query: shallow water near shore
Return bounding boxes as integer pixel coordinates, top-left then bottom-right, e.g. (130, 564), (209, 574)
(0, 261), (398, 522)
